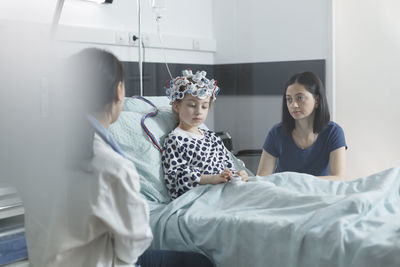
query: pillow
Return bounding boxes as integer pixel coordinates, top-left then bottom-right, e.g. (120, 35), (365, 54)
(122, 96), (171, 113)
(109, 96), (176, 203)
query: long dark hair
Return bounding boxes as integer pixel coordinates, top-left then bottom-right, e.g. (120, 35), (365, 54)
(281, 71), (330, 134)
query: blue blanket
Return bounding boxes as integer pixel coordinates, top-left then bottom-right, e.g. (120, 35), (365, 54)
(149, 167), (400, 267)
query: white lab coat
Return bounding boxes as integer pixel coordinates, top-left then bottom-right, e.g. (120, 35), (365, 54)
(24, 134), (153, 267)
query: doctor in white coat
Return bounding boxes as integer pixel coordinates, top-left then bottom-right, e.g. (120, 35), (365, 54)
(23, 48), (154, 267)
(23, 48), (213, 267)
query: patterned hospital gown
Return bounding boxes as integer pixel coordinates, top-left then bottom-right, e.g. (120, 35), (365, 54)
(162, 127), (235, 199)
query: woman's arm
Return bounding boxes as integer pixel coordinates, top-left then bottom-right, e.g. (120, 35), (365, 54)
(318, 146), (347, 181)
(256, 149), (277, 176)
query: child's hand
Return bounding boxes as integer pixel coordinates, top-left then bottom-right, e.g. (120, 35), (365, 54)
(236, 170), (249, 182)
(200, 169), (232, 185)
(211, 169), (232, 184)
(220, 169), (233, 180)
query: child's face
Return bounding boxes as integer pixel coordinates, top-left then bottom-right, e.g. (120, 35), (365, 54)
(173, 94), (211, 132)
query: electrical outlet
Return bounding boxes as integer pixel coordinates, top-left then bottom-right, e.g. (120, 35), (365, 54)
(129, 32), (139, 46)
(192, 39), (200, 50)
(128, 33), (151, 47)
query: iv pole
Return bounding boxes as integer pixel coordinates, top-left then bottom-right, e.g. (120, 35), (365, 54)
(137, 0), (144, 97)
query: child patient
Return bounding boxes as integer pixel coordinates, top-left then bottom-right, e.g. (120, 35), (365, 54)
(162, 69), (248, 200)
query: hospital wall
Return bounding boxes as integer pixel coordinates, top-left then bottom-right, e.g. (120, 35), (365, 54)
(334, 0), (400, 178)
(212, 0), (332, 153)
(0, 0), (330, 154)
(2, 0), (397, 179)
(0, 0), (218, 125)
(0, 0), (216, 64)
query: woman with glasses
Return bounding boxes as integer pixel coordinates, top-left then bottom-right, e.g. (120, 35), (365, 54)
(257, 71), (347, 180)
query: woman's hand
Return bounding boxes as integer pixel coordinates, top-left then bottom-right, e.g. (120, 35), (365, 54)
(236, 170), (249, 182)
(200, 169), (232, 185)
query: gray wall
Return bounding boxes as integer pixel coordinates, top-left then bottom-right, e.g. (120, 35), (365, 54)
(214, 96), (282, 153)
(212, 0), (331, 152)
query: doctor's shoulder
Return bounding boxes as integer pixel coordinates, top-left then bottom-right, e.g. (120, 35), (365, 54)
(91, 135), (141, 190)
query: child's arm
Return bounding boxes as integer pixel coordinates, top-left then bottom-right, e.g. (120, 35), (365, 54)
(162, 137), (203, 199)
(200, 170), (231, 185)
(218, 134), (249, 181)
(217, 134), (237, 173)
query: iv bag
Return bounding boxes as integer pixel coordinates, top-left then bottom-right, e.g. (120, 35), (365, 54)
(149, 0), (166, 20)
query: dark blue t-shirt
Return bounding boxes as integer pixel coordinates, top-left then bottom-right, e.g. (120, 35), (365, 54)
(263, 121), (347, 176)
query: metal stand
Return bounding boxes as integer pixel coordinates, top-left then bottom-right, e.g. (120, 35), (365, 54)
(137, 0), (144, 96)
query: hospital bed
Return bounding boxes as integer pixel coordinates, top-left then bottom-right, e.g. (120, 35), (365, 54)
(109, 96), (400, 267)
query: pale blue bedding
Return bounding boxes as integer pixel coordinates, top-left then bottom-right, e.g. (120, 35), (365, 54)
(110, 97), (400, 267)
(149, 168), (400, 267)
